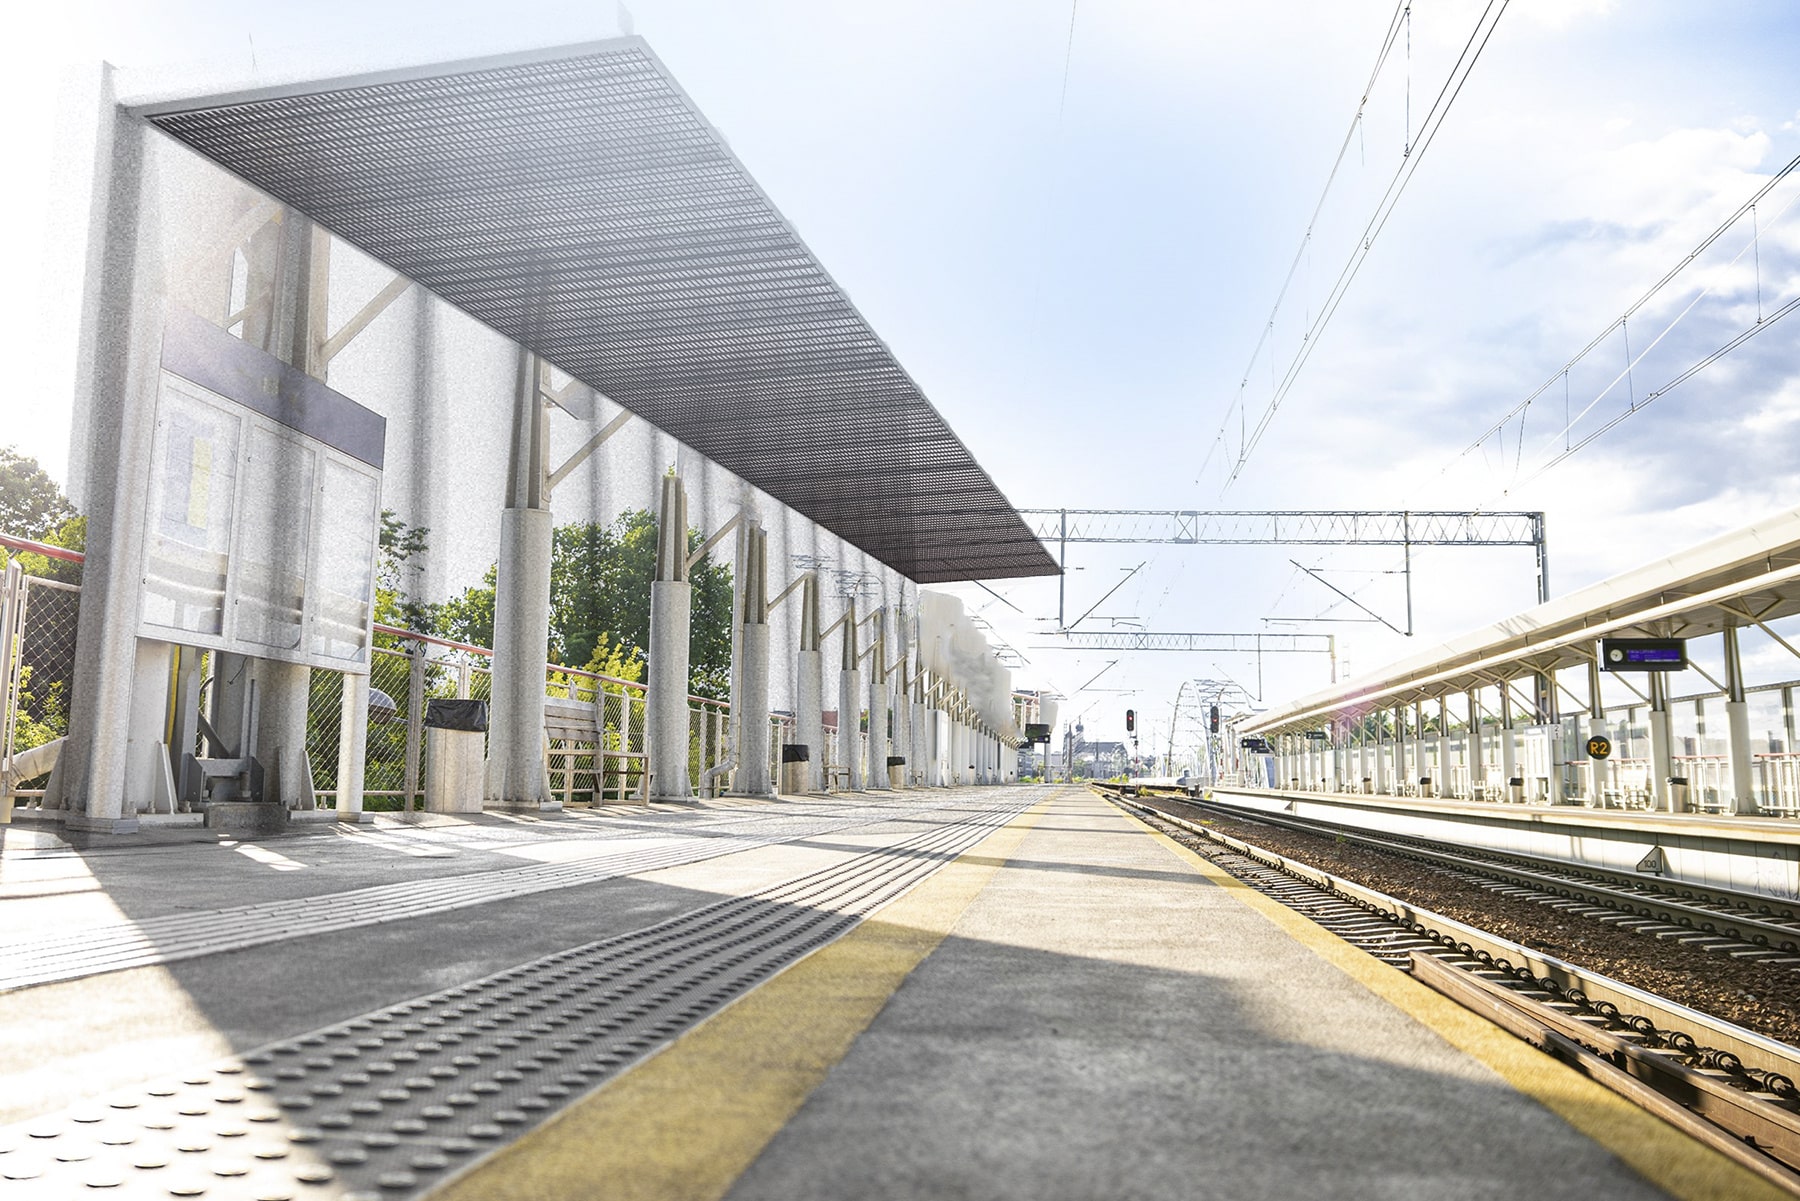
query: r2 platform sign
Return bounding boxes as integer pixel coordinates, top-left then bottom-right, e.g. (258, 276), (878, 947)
(1600, 637), (1687, 672)
(1587, 735), (1613, 761)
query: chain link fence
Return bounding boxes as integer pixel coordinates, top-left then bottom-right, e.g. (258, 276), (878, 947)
(1, 549), (83, 808)
(5, 534), (763, 813)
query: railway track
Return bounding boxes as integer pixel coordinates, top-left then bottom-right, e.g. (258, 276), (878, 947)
(1140, 787), (1800, 961)
(1097, 786), (1800, 1194)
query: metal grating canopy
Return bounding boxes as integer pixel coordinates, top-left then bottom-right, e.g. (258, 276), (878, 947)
(136, 38), (1057, 583)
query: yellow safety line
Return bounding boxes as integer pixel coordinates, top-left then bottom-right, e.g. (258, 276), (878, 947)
(1117, 803), (1792, 1201)
(427, 791), (1059, 1201)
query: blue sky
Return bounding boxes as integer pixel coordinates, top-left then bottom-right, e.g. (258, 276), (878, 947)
(6, 0), (1800, 758)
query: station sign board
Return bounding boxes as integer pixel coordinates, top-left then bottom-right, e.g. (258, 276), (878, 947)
(1586, 735), (1613, 760)
(1600, 637), (1687, 672)
(140, 311), (386, 673)
(1239, 737), (1272, 754)
(1303, 730), (1328, 741)
(1025, 722), (1051, 744)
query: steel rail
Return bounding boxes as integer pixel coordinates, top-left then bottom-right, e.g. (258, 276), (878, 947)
(1163, 792), (1800, 954)
(1104, 791), (1800, 1119)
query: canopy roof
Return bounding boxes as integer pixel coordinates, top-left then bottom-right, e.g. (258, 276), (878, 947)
(134, 38), (1057, 583)
(1242, 505), (1800, 735)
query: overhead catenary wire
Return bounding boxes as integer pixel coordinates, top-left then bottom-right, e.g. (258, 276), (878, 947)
(1202, 0), (1510, 490)
(1446, 154), (1800, 469)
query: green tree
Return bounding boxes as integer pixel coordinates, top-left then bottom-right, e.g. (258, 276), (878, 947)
(373, 510), (435, 638)
(440, 508), (732, 698)
(0, 447), (75, 540)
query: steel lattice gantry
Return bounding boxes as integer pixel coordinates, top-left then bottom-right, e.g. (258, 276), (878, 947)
(133, 38), (1058, 584)
(1017, 509), (1544, 547)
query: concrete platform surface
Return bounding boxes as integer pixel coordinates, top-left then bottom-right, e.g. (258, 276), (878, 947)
(0, 786), (1780, 1200)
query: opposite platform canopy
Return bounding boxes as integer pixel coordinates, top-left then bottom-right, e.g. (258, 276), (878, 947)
(135, 38), (1057, 583)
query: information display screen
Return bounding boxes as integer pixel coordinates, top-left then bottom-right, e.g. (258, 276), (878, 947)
(1600, 637), (1687, 672)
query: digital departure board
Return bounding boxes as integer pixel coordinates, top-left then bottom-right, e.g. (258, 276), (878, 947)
(1600, 637), (1687, 672)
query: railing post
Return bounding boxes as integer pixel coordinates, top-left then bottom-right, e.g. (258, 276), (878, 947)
(402, 645), (426, 813)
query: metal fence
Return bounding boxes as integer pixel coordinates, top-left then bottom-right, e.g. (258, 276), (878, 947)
(1, 543), (83, 806)
(1, 534), (760, 812)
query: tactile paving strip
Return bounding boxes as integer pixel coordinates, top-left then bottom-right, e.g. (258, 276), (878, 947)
(0, 791), (1033, 1199)
(0, 795), (972, 993)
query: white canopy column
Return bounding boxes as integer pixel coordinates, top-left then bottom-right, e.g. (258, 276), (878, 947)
(867, 609), (890, 791)
(838, 598), (865, 791)
(485, 350), (556, 811)
(796, 573), (825, 793)
(730, 519), (772, 797)
(646, 472), (694, 803)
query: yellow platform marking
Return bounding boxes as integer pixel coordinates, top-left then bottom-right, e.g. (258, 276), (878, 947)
(428, 792), (1057, 1201)
(1120, 804), (1791, 1201)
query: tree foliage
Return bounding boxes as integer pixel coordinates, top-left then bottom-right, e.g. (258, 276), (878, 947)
(439, 508), (732, 698)
(0, 447), (75, 541)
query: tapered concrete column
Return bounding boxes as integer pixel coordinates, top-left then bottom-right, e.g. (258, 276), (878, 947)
(838, 598), (864, 790)
(867, 611), (890, 790)
(486, 507), (554, 808)
(647, 473), (693, 803)
(1723, 623), (1758, 815)
(910, 662), (928, 786)
(796, 573), (824, 792)
(731, 521), (771, 797)
(892, 615), (913, 788)
(486, 351), (555, 810)
(58, 81), (161, 834)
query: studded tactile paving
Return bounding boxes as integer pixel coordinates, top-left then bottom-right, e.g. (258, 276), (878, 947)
(0, 795), (979, 993)
(0, 791), (1034, 1199)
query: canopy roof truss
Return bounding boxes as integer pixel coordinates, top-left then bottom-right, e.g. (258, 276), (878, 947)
(133, 38), (1056, 583)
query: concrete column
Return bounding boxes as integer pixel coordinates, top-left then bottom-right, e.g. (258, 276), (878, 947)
(647, 473), (693, 803)
(910, 665), (928, 787)
(892, 611), (913, 788)
(1467, 690), (1486, 795)
(1435, 698), (1450, 798)
(1393, 707), (1408, 792)
(796, 573), (824, 792)
(1374, 717), (1389, 793)
(1723, 623), (1758, 815)
(1648, 672), (1674, 812)
(1500, 685), (1519, 800)
(58, 79), (161, 834)
(1584, 659), (1608, 808)
(838, 599), (864, 791)
(867, 610), (890, 790)
(486, 351), (555, 810)
(731, 521), (771, 797)
(337, 673), (370, 819)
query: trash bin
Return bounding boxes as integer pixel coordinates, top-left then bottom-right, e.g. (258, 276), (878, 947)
(1666, 775), (1691, 811)
(1418, 775), (1433, 798)
(425, 699), (487, 814)
(1507, 776), (1524, 803)
(780, 744), (810, 796)
(887, 755), (906, 790)
(1361, 776), (1373, 795)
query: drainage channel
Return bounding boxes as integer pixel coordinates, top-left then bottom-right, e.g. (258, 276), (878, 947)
(0, 795), (1032, 1200)
(0, 796), (973, 993)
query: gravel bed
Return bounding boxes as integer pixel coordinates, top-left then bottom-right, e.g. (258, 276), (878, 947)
(1141, 798), (1800, 1049)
